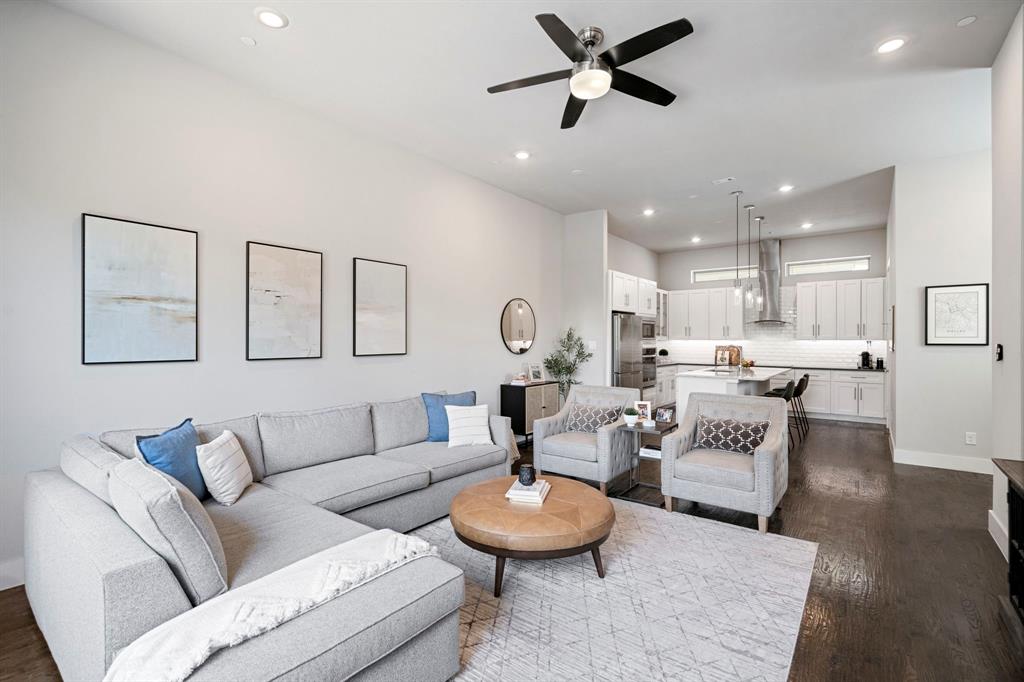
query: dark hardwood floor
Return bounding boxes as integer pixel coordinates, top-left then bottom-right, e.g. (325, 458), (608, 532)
(3, 419), (1022, 681)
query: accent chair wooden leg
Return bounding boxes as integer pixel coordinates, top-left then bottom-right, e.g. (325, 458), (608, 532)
(664, 495), (673, 512)
(599, 482), (607, 495)
(758, 515), (768, 534)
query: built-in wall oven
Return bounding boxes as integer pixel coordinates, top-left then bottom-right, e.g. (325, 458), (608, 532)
(641, 318), (657, 343)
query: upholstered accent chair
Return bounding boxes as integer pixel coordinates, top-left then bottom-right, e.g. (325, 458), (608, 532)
(661, 393), (788, 533)
(533, 384), (641, 494)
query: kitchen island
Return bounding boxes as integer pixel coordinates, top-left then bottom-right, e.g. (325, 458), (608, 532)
(675, 366), (793, 410)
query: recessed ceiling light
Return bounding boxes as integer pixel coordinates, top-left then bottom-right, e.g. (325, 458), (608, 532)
(643, 208), (655, 217)
(778, 184), (795, 193)
(255, 7), (289, 29)
(570, 169), (584, 175)
(691, 236), (701, 243)
(239, 36), (257, 47)
(956, 16), (977, 28)
(801, 222), (813, 229)
(877, 38), (905, 54)
(688, 194), (699, 199)
(514, 150), (530, 160)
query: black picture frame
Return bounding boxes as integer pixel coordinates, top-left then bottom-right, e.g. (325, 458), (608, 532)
(352, 257), (408, 357)
(246, 241), (323, 361)
(81, 213), (198, 365)
(924, 283), (989, 346)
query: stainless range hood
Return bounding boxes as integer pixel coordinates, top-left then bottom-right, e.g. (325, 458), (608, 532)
(755, 238), (786, 324)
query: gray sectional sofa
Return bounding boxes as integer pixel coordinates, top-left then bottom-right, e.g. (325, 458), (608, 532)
(24, 394), (515, 681)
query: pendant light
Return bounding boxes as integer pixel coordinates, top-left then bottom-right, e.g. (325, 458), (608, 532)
(744, 204), (755, 308)
(731, 190), (743, 300)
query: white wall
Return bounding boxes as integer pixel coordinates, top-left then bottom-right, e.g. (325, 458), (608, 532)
(989, 6), (1023, 559)
(657, 228), (887, 290)
(562, 211), (609, 387)
(890, 149), (993, 474)
(608, 234), (658, 282)
(0, 2), (565, 589)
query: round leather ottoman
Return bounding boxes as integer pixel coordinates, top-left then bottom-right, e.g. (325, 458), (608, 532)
(449, 475), (615, 596)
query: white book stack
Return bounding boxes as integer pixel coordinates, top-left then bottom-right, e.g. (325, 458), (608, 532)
(505, 479), (551, 504)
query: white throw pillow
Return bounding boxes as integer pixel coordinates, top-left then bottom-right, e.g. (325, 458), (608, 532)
(446, 404), (493, 448)
(196, 430), (253, 505)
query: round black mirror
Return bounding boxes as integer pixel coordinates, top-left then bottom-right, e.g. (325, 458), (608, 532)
(500, 299), (535, 354)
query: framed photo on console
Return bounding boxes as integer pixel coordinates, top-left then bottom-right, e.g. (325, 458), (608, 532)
(81, 213), (198, 364)
(353, 257), (407, 356)
(247, 241), (323, 360)
(924, 283), (988, 346)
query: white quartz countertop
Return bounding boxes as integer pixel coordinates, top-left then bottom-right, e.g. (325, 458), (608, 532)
(679, 366), (793, 383)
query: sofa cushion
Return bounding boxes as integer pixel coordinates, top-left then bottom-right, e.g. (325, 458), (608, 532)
(674, 448), (755, 491)
(261, 455), (429, 514)
(100, 414), (268, 482)
(422, 391), (476, 442)
(196, 431), (253, 506)
(376, 441), (506, 483)
(541, 431), (599, 462)
(371, 396), (429, 452)
(108, 458), (228, 605)
(694, 415), (770, 455)
(203, 483), (371, 587)
(565, 403), (621, 434)
(258, 404), (374, 476)
(136, 418), (207, 500)
(59, 435), (125, 505)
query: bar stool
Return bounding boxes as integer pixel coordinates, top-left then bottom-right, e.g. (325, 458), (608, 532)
(767, 374), (809, 439)
(764, 380), (796, 452)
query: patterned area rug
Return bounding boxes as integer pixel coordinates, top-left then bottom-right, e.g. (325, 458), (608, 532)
(411, 499), (817, 681)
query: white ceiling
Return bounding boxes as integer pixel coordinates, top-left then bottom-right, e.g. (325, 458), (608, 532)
(56, 1), (1018, 252)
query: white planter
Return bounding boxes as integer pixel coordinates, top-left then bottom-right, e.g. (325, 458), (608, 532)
(624, 415), (638, 426)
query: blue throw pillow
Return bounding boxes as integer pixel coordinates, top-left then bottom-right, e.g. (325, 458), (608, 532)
(422, 391), (476, 442)
(136, 418), (207, 500)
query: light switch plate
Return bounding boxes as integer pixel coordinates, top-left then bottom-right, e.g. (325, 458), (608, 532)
(587, 340), (597, 351)
(965, 432), (977, 445)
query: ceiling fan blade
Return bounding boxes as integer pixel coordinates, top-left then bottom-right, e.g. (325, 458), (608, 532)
(561, 94), (587, 129)
(610, 69), (676, 106)
(487, 69), (571, 94)
(599, 18), (694, 68)
(536, 13), (590, 62)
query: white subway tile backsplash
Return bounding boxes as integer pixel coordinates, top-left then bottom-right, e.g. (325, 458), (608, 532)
(659, 286), (887, 369)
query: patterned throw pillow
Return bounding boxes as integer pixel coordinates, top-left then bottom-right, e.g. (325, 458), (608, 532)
(565, 403), (622, 433)
(695, 415), (770, 455)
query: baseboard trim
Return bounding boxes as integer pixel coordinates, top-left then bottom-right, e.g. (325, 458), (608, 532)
(0, 556), (25, 592)
(892, 448), (993, 475)
(989, 510), (1010, 562)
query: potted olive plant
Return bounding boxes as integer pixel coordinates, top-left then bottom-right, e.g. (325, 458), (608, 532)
(543, 327), (594, 402)
(623, 407), (639, 427)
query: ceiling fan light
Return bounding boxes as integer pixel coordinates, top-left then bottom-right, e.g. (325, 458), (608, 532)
(569, 62), (612, 100)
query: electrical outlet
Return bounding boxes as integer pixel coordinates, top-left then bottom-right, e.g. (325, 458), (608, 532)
(965, 432), (977, 446)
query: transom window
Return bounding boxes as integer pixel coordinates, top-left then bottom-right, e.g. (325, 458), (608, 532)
(691, 265), (758, 284)
(785, 256), (871, 277)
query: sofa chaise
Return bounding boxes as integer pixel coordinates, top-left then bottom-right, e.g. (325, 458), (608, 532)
(24, 394), (515, 681)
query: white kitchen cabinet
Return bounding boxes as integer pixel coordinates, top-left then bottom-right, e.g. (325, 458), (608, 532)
(668, 292), (688, 339)
(656, 290), (669, 338)
(799, 371), (831, 413)
(858, 383), (885, 418)
(642, 385), (658, 404)
(726, 289), (744, 339)
(861, 278), (886, 339)
(837, 278), (886, 340)
(638, 278), (658, 318)
(830, 381), (860, 416)
(796, 281), (837, 339)
(610, 270), (638, 313)
(707, 288), (745, 339)
(687, 290), (710, 339)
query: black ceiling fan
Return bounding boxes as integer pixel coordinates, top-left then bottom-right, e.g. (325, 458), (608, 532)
(487, 14), (693, 129)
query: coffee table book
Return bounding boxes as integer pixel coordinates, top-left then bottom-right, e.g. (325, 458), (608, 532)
(505, 479), (550, 504)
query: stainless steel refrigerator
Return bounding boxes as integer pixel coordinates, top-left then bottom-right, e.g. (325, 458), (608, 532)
(611, 312), (643, 389)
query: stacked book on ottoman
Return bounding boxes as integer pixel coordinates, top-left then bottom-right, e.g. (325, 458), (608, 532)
(505, 479), (550, 504)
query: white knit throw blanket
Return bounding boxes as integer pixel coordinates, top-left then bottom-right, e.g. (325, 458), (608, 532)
(104, 529), (438, 682)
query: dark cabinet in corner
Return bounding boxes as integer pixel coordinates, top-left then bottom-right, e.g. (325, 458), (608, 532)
(500, 382), (560, 444)
(994, 458), (1024, 641)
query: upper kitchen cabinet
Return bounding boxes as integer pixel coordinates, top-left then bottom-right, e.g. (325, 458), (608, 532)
(655, 289), (669, 339)
(796, 280), (837, 340)
(709, 287), (745, 339)
(668, 290), (710, 339)
(610, 270), (639, 313)
(837, 277), (886, 340)
(637, 278), (658, 318)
